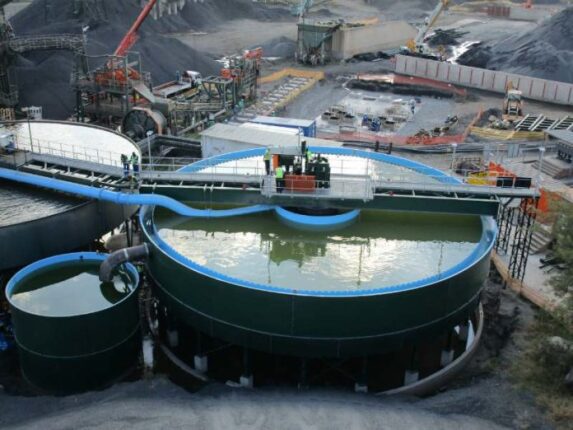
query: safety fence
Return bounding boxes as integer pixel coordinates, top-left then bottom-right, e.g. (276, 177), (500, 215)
(13, 133), (124, 168)
(395, 54), (573, 106)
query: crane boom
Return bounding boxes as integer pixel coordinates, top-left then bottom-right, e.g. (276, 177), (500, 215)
(414, 0), (449, 45)
(114, 0), (158, 57)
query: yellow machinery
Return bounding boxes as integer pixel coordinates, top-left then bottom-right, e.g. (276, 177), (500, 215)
(405, 0), (450, 55)
(503, 81), (524, 121)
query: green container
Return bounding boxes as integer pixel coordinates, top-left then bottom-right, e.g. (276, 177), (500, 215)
(141, 205), (496, 358)
(6, 252), (141, 393)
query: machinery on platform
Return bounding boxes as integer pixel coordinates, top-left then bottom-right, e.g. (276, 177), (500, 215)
(74, 0), (261, 137)
(557, 141), (573, 163)
(403, 0), (450, 57)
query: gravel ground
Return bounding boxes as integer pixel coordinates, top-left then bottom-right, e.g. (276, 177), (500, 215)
(0, 378), (512, 430)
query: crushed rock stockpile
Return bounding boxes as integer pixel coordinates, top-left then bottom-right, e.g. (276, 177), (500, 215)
(254, 36), (296, 58)
(10, 0), (289, 119)
(457, 7), (573, 84)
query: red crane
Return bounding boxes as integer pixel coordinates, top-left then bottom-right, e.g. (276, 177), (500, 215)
(96, 0), (158, 86)
(114, 0), (158, 57)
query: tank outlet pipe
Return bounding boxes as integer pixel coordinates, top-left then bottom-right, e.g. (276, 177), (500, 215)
(99, 244), (149, 283)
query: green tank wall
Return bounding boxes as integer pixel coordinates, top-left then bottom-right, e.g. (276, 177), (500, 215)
(6, 253), (141, 393)
(141, 205), (495, 358)
(0, 199), (137, 271)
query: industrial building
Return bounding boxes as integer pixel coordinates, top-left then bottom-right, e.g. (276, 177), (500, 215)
(296, 18), (416, 64)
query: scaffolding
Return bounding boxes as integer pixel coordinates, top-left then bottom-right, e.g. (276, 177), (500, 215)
(495, 197), (539, 284)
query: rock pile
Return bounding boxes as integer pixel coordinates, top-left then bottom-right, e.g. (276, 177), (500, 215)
(458, 7), (573, 84)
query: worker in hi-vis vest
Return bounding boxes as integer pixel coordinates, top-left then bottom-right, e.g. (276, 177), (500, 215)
(263, 148), (271, 175)
(275, 166), (284, 193)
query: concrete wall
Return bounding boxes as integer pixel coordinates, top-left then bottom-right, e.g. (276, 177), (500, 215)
(508, 6), (550, 21)
(331, 21), (416, 60)
(395, 55), (573, 106)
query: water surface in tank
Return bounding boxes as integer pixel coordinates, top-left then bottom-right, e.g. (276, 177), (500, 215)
(156, 209), (482, 292)
(0, 180), (80, 227)
(10, 264), (135, 316)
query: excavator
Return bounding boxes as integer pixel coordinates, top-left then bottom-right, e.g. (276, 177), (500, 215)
(292, 0), (313, 18)
(404, 0), (450, 57)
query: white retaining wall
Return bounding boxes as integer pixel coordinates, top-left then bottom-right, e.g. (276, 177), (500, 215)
(394, 54), (573, 106)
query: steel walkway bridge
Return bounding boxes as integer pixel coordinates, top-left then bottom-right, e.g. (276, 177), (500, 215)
(0, 149), (540, 217)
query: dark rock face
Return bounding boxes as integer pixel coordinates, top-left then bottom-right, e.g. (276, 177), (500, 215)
(457, 7), (573, 84)
(9, 0), (289, 119)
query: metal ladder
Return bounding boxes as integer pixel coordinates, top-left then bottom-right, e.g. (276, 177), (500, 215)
(514, 114), (540, 131)
(531, 117), (558, 132)
(551, 116), (573, 131)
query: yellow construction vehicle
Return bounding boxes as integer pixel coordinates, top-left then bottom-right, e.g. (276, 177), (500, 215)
(503, 80), (524, 121)
(404, 0), (450, 56)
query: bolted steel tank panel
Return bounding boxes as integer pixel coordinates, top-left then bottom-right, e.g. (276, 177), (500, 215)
(141, 205), (495, 358)
(6, 253), (141, 393)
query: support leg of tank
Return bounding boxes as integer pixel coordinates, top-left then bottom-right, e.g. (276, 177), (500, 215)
(404, 346), (419, 386)
(440, 329), (456, 367)
(166, 313), (179, 348)
(193, 330), (208, 373)
(125, 220), (132, 248)
(298, 358), (308, 390)
(142, 335), (155, 377)
(458, 320), (470, 343)
(354, 357), (368, 393)
(239, 348), (253, 388)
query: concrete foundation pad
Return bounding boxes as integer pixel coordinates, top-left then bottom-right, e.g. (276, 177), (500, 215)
(404, 370), (419, 386)
(194, 355), (208, 373)
(440, 349), (455, 367)
(354, 383), (368, 393)
(239, 375), (254, 389)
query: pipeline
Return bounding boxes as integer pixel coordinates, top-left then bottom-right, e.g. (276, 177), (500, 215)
(0, 168), (364, 231)
(99, 244), (149, 282)
(0, 168), (273, 218)
(275, 207), (360, 231)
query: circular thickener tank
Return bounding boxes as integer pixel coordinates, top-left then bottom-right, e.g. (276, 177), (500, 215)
(0, 120), (141, 270)
(141, 148), (497, 358)
(6, 253), (141, 393)
(0, 180), (135, 271)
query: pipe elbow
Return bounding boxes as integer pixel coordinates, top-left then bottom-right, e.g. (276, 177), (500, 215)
(99, 243), (149, 282)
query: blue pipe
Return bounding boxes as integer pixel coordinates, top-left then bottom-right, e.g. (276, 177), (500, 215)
(0, 168), (273, 218)
(275, 207), (360, 231)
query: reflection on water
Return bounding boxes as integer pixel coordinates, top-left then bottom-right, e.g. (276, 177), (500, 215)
(10, 265), (134, 317)
(156, 209), (482, 292)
